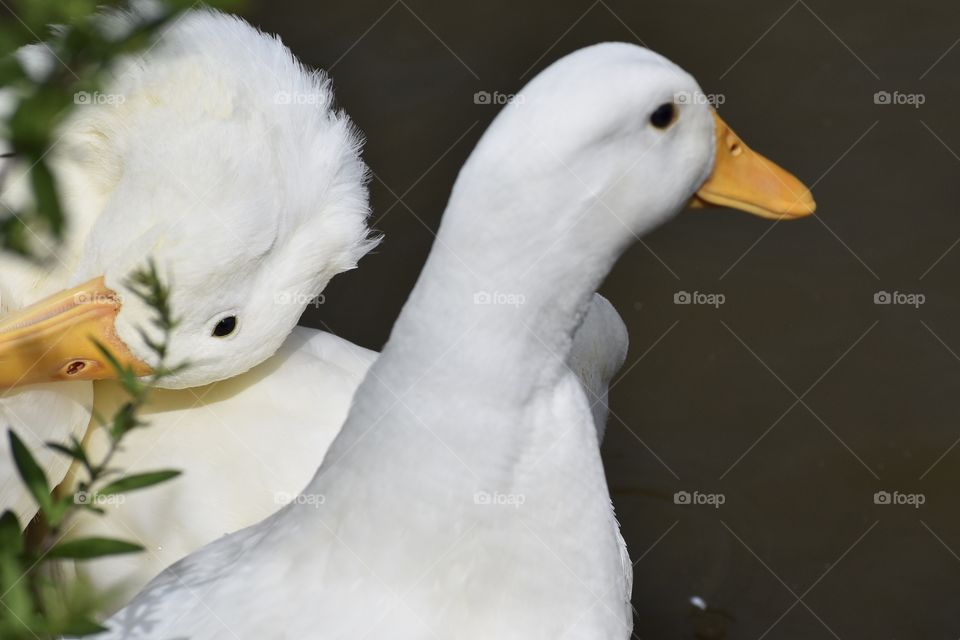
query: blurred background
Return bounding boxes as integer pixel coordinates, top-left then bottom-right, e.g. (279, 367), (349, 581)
(240, 1), (959, 637)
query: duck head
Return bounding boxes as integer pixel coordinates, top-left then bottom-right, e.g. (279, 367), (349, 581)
(0, 10), (377, 390)
(447, 42), (815, 267)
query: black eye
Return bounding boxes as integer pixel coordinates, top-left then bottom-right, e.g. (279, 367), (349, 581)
(212, 316), (237, 337)
(650, 103), (676, 129)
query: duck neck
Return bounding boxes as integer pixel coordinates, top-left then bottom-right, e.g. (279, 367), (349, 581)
(384, 172), (631, 408)
(307, 137), (661, 502)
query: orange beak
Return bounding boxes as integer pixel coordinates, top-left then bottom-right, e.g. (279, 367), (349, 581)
(691, 110), (816, 219)
(0, 277), (152, 389)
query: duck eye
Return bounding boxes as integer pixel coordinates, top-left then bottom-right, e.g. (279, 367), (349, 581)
(212, 316), (238, 337)
(649, 103), (676, 130)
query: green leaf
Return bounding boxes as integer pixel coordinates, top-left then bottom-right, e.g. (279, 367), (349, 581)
(0, 216), (30, 256)
(109, 401), (143, 439)
(28, 159), (65, 238)
(8, 430), (51, 514)
(76, 503), (105, 516)
(92, 339), (138, 392)
(57, 616), (108, 636)
(0, 511), (22, 555)
(0, 553), (33, 630)
(44, 495), (73, 529)
(47, 537), (143, 560)
(45, 442), (81, 461)
(45, 440), (88, 466)
(136, 327), (165, 359)
(99, 470), (180, 495)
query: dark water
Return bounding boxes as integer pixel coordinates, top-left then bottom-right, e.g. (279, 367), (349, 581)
(247, 1), (960, 637)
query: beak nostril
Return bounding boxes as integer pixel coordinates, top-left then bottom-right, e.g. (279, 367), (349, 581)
(65, 361), (86, 376)
(724, 131), (743, 156)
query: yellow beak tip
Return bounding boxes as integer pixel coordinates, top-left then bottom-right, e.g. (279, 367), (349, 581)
(783, 192), (817, 218)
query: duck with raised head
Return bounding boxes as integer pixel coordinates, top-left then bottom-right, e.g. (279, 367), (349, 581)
(92, 42), (815, 639)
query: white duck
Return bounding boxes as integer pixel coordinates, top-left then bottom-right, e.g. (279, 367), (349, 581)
(0, 9), (376, 524)
(93, 43), (814, 639)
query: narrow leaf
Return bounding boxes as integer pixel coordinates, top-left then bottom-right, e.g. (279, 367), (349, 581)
(99, 470), (180, 495)
(56, 616), (108, 636)
(47, 537), (143, 560)
(45, 441), (87, 465)
(8, 430), (51, 513)
(0, 511), (22, 555)
(0, 553), (32, 628)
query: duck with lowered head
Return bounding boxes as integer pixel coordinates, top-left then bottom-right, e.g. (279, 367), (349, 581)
(0, 8), (376, 523)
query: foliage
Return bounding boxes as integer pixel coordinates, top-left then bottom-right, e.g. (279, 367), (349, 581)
(0, 261), (188, 637)
(0, 0), (240, 257)
(0, 1), (246, 634)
